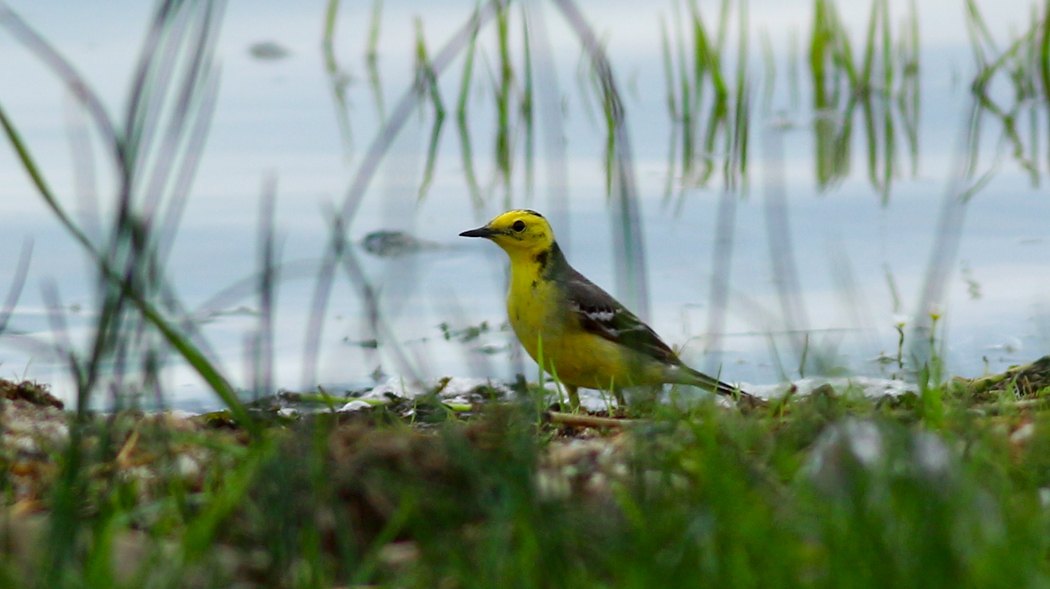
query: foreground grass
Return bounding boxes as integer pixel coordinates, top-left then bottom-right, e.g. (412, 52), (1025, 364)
(3, 0), (1048, 585)
(3, 370), (1050, 587)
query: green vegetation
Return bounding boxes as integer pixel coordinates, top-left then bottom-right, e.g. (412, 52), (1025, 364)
(1, 0), (1050, 585)
(5, 374), (1050, 586)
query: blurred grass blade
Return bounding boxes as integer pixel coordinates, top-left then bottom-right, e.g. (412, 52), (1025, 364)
(178, 437), (276, 568)
(661, 16), (681, 201)
(728, 0), (749, 189)
(760, 30), (776, 114)
(415, 18), (447, 202)
(1041, 0), (1050, 106)
(456, 12), (484, 209)
(520, 3), (535, 200)
(523, 0), (571, 244)
(0, 100), (92, 255)
(303, 2), (498, 388)
(301, 208), (424, 390)
(0, 0), (256, 432)
(554, 0), (649, 317)
(908, 98), (994, 371)
(661, 0), (749, 194)
(493, 0), (515, 203)
(64, 98), (103, 246)
(338, 0), (498, 224)
(0, 237), (32, 335)
(702, 190), (735, 373)
(366, 0), (386, 121)
(323, 0), (355, 157)
(0, 4), (123, 165)
(762, 128), (813, 375)
(251, 175), (279, 399)
(336, 236), (426, 386)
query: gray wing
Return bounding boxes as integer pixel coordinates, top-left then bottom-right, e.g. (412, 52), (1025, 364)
(554, 268), (682, 366)
(551, 260), (758, 403)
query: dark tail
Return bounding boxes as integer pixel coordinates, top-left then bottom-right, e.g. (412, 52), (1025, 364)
(683, 366), (764, 408)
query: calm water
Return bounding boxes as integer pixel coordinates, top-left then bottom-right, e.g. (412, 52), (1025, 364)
(0, 0), (1047, 409)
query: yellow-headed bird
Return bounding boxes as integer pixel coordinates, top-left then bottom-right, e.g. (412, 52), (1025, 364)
(461, 209), (754, 409)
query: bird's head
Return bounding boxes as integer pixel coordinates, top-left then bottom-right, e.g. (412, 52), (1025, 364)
(459, 209), (555, 259)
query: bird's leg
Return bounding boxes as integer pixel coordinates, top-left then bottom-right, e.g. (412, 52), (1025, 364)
(566, 385), (580, 410)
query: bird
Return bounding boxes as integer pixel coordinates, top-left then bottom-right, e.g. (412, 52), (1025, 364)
(460, 209), (756, 410)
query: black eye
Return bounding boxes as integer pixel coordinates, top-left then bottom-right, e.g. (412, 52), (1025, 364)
(512, 220), (526, 232)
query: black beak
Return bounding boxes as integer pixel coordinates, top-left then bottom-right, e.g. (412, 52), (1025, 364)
(459, 226), (495, 238)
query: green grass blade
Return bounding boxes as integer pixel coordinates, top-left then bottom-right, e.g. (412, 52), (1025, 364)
(414, 18), (447, 202)
(456, 8), (483, 208)
(521, 4), (535, 201)
(323, 0), (355, 156)
(366, 0), (386, 121)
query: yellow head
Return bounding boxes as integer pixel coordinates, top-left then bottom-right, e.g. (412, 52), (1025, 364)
(459, 210), (555, 260)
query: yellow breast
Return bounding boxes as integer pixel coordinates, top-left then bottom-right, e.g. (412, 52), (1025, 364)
(506, 268), (659, 390)
(506, 271), (562, 365)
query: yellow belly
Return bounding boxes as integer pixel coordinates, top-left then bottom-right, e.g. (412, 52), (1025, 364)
(507, 277), (663, 390)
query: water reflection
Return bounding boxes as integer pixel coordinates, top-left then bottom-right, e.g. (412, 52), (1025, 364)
(0, 0), (1047, 409)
